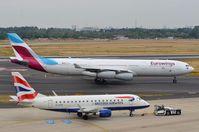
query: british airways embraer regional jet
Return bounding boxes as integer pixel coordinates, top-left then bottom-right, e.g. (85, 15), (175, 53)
(10, 72), (150, 120)
(8, 33), (194, 84)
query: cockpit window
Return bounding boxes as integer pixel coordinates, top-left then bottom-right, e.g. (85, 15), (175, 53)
(186, 65), (190, 69)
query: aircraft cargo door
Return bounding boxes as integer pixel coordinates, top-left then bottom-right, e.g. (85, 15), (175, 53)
(48, 100), (53, 108)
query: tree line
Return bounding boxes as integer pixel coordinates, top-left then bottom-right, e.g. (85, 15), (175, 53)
(0, 26), (199, 40)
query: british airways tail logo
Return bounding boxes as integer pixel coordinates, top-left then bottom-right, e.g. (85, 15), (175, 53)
(13, 75), (38, 100)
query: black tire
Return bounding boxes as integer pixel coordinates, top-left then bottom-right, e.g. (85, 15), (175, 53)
(129, 111), (133, 117)
(94, 78), (107, 84)
(166, 111), (171, 116)
(173, 79), (177, 84)
(94, 78), (99, 84)
(77, 112), (83, 117)
(82, 115), (88, 120)
(176, 110), (181, 115)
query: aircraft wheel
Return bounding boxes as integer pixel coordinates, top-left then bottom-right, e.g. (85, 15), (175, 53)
(82, 115), (88, 120)
(94, 78), (107, 84)
(77, 112), (83, 117)
(129, 110), (133, 117)
(173, 76), (177, 84)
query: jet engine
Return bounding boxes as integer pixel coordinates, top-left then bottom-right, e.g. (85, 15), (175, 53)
(115, 72), (133, 80)
(99, 109), (112, 118)
(97, 71), (133, 80)
(97, 71), (116, 79)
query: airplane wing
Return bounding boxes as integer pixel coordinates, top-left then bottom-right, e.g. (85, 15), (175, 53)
(77, 105), (102, 113)
(74, 63), (132, 73)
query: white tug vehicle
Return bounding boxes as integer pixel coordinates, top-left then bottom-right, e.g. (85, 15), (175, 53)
(154, 105), (181, 116)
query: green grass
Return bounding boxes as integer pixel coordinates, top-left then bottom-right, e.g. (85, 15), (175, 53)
(0, 95), (11, 104)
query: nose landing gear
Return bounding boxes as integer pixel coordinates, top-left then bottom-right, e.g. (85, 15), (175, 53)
(173, 76), (177, 84)
(129, 109), (134, 117)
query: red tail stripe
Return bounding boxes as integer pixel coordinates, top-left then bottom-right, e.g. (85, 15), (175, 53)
(12, 45), (46, 72)
(18, 92), (38, 101)
(116, 96), (134, 99)
(13, 76), (31, 88)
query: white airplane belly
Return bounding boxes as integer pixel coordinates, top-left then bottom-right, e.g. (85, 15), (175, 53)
(44, 64), (83, 75)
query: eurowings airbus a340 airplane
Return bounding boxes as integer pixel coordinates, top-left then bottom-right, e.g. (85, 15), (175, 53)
(8, 33), (194, 84)
(10, 72), (150, 120)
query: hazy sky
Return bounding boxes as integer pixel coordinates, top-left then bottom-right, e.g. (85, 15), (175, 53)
(0, 0), (199, 28)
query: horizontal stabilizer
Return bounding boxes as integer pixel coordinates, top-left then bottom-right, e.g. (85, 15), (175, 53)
(9, 95), (18, 102)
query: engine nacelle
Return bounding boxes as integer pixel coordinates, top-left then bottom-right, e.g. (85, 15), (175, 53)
(97, 71), (116, 79)
(115, 73), (133, 80)
(99, 109), (112, 118)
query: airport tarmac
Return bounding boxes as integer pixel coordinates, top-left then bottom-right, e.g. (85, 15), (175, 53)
(1, 60), (199, 100)
(0, 98), (199, 132)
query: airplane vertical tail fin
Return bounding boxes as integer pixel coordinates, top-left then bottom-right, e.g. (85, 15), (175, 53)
(12, 72), (39, 102)
(7, 33), (46, 71)
(7, 33), (39, 60)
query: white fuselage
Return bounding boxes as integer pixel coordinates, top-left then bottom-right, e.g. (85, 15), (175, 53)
(32, 94), (149, 112)
(44, 58), (193, 76)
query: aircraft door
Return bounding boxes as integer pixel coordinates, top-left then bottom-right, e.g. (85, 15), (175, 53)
(129, 98), (134, 105)
(48, 100), (53, 108)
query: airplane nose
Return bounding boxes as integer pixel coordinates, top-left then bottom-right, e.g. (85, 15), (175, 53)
(143, 100), (150, 107)
(191, 66), (194, 72)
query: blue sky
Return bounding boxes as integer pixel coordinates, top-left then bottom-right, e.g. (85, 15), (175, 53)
(0, 0), (199, 28)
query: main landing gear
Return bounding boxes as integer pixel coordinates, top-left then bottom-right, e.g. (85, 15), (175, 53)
(94, 78), (107, 84)
(77, 112), (82, 117)
(173, 76), (177, 84)
(77, 112), (89, 120)
(82, 114), (88, 120)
